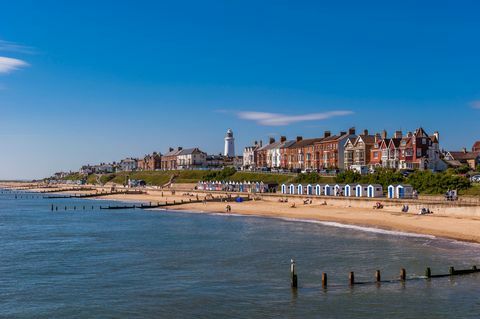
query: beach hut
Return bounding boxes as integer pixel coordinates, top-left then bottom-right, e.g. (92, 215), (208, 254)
(324, 184), (332, 196)
(289, 184), (295, 195)
(344, 184), (352, 197)
(306, 184), (313, 195)
(387, 185), (395, 199)
(281, 184), (287, 194)
(367, 184), (383, 198)
(334, 184), (345, 196)
(354, 184), (363, 197)
(315, 184), (322, 196)
(297, 184), (303, 195)
(396, 184), (414, 199)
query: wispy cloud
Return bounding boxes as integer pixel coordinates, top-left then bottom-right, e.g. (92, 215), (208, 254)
(0, 56), (29, 74)
(470, 101), (480, 109)
(0, 40), (34, 54)
(237, 110), (354, 126)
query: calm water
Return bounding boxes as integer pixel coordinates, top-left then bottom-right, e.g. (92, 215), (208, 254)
(1, 190), (480, 318)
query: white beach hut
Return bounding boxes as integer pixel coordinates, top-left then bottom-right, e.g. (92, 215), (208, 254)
(344, 184), (352, 197)
(324, 184), (332, 196)
(396, 184), (414, 199)
(367, 184), (383, 198)
(297, 184), (303, 195)
(281, 184), (287, 194)
(315, 184), (322, 196)
(289, 184), (295, 195)
(354, 184), (363, 197)
(387, 185), (396, 198)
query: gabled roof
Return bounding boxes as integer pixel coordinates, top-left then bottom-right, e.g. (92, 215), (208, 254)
(356, 134), (376, 145)
(178, 148), (205, 155)
(163, 149), (182, 157)
(290, 137), (325, 148)
(388, 138), (402, 148)
(414, 127), (429, 138)
(446, 151), (480, 161)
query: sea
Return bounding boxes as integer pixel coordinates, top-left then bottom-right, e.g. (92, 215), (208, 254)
(1, 190), (480, 318)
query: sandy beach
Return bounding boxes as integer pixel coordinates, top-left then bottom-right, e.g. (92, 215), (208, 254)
(3, 182), (480, 244)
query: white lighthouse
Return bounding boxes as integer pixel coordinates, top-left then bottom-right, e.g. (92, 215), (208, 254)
(224, 128), (235, 157)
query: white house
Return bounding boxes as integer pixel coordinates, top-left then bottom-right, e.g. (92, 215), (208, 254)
(177, 148), (207, 169)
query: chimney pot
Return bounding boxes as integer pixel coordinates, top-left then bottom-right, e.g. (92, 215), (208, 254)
(280, 136), (287, 142)
(296, 136), (303, 142)
(269, 137), (275, 144)
(324, 131), (331, 138)
(349, 127), (356, 135)
(363, 129), (369, 135)
(381, 130), (387, 139)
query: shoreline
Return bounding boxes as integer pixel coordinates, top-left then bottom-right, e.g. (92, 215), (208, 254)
(3, 183), (480, 244)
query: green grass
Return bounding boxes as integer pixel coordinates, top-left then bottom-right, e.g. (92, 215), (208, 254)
(76, 170), (300, 186)
(459, 183), (480, 196)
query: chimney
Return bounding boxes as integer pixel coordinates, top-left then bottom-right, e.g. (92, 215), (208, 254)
(296, 136), (303, 142)
(375, 133), (381, 143)
(324, 131), (331, 138)
(280, 136), (287, 142)
(363, 129), (369, 136)
(177, 147), (183, 151)
(169, 147), (174, 152)
(394, 131), (402, 139)
(340, 131), (346, 136)
(381, 130), (387, 139)
(406, 131), (412, 138)
(259, 140), (263, 147)
(254, 140), (258, 146)
(433, 131), (439, 142)
(462, 147), (467, 153)
(269, 137), (275, 144)
(348, 127), (356, 135)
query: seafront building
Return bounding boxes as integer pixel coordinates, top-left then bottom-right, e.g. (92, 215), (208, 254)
(118, 158), (138, 172)
(138, 152), (161, 171)
(72, 126), (476, 177)
(176, 148), (208, 169)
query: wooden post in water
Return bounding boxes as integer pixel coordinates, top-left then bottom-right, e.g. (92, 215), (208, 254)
(322, 272), (327, 288)
(473, 265), (477, 271)
(425, 267), (431, 278)
(400, 268), (406, 281)
(65, 206), (67, 210)
(449, 266), (455, 275)
(349, 272), (355, 286)
(51, 204), (54, 211)
(375, 270), (381, 282)
(290, 259), (298, 289)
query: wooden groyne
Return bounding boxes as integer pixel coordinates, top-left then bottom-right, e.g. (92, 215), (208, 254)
(39, 187), (94, 194)
(99, 195), (251, 210)
(290, 259), (480, 290)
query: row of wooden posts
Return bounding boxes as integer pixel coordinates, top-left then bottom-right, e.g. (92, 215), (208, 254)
(51, 204), (96, 211)
(290, 259), (479, 288)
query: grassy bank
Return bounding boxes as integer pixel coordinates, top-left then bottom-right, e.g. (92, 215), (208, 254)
(64, 170), (312, 186)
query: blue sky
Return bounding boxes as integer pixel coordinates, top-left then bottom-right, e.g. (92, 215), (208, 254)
(1, 0), (479, 179)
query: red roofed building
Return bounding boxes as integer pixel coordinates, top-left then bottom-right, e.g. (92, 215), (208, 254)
(473, 141), (480, 152)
